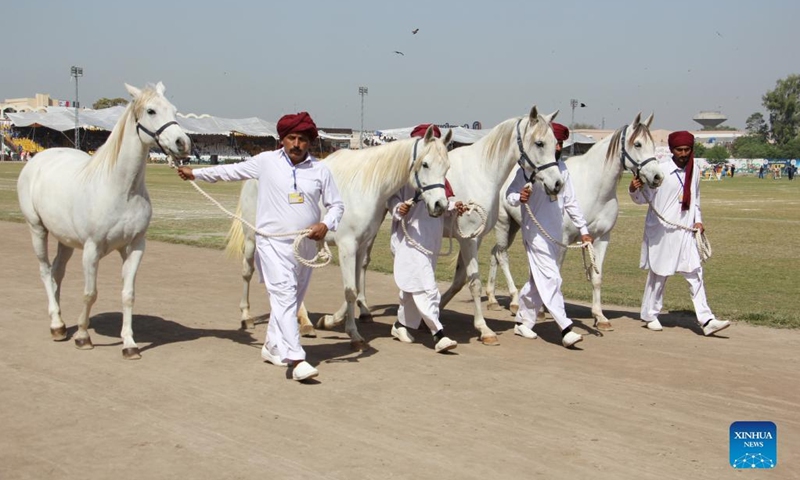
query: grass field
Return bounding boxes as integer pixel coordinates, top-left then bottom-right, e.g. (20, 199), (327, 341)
(2, 161), (798, 328)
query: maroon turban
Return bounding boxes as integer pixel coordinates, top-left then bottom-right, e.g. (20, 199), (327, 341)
(410, 123), (453, 197)
(277, 112), (318, 141)
(552, 123), (570, 143)
(410, 123), (441, 138)
(668, 131), (695, 211)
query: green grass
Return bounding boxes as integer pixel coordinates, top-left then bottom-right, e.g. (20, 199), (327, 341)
(3, 162), (799, 328)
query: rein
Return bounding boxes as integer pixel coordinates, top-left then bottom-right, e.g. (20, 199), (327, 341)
(136, 120), (180, 157)
(399, 198), (488, 257)
(641, 189), (712, 263)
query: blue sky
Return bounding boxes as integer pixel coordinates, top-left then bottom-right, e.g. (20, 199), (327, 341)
(4, 0), (799, 131)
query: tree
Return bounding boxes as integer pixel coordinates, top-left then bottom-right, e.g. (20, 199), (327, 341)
(92, 97), (128, 110)
(731, 136), (778, 159)
(762, 74), (800, 145)
(704, 145), (730, 162)
(745, 112), (769, 140)
(694, 143), (707, 157)
(700, 124), (738, 131)
(572, 122), (598, 129)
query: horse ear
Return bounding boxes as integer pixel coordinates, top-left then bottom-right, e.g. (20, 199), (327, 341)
(125, 83), (142, 99)
(632, 112), (642, 128)
(643, 112), (654, 128)
(444, 129), (453, 145)
(156, 82), (166, 95)
(528, 106), (539, 123)
(424, 124), (435, 142)
(542, 109), (559, 124)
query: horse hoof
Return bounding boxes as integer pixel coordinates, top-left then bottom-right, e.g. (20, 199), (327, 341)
(74, 337), (94, 350)
(299, 324), (317, 338)
(509, 304), (520, 315)
(596, 321), (614, 332)
(316, 314), (333, 330)
(358, 313), (374, 323)
(481, 335), (500, 346)
(240, 318), (255, 330)
(51, 326), (68, 341)
(487, 301), (502, 311)
(350, 340), (370, 351)
(122, 348), (142, 360)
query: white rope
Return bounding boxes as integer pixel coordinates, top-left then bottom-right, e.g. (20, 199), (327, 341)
(176, 163), (332, 268)
(645, 199), (712, 262)
(399, 199), (488, 257)
(521, 183), (599, 279)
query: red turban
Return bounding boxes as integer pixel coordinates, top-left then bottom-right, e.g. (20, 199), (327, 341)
(277, 112), (318, 141)
(668, 131), (695, 211)
(410, 123), (441, 138)
(552, 123), (570, 143)
(410, 123), (453, 197)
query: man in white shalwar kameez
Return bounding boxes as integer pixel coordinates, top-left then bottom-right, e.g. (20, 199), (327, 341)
(178, 112), (344, 381)
(505, 123), (591, 348)
(629, 130), (729, 336)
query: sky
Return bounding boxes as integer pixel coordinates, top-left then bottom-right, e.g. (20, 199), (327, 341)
(3, 0), (799, 132)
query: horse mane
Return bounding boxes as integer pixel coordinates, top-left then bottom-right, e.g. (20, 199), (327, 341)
(83, 86), (158, 175)
(324, 138), (432, 196)
(604, 123), (654, 164)
(479, 116), (548, 170)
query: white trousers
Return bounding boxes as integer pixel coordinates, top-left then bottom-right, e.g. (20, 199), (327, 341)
(640, 269), (714, 325)
(397, 289), (444, 334)
(258, 240), (312, 363)
(516, 270), (573, 332)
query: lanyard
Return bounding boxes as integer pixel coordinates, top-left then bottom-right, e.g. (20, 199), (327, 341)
(672, 169), (685, 190)
(282, 150), (302, 191)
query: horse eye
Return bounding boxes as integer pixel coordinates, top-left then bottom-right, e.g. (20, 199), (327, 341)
(147, 109), (156, 115)
(535, 141), (544, 148)
(422, 162), (429, 168)
(634, 142), (642, 148)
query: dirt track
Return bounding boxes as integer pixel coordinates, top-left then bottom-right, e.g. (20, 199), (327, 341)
(1, 220), (797, 479)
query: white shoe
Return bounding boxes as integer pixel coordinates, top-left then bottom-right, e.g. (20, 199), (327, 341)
(391, 324), (415, 343)
(434, 336), (458, 353)
(261, 345), (287, 366)
(291, 361), (319, 381)
(702, 319), (730, 336)
(562, 331), (583, 348)
(646, 319), (663, 331)
(514, 324), (538, 339)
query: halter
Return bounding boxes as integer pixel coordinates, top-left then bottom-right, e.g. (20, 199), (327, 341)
(410, 138), (446, 202)
(136, 118), (180, 156)
(516, 119), (559, 183)
(619, 124), (657, 179)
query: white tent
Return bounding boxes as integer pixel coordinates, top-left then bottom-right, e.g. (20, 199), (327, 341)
(373, 125), (596, 147)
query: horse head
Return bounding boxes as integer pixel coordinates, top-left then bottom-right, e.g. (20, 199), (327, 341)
(126, 82), (191, 159)
(619, 113), (663, 188)
(408, 125), (452, 217)
(518, 106), (564, 195)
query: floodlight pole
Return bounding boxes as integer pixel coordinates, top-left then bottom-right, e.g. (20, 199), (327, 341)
(71, 66), (83, 150)
(359, 86), (368, 149)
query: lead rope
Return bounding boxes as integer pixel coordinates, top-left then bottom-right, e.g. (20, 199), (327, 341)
(399, 199), (488, 256)
(520, 183), (599, 280)
(173, 159), (331, 268)
(643, 193), (712, 262)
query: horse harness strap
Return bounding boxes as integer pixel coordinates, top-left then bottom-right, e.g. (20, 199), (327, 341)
(136, 120), (180, 156)
(516, 119), (558, 183)
(619, 124), (656, 179)
(410, 138), (446, 203)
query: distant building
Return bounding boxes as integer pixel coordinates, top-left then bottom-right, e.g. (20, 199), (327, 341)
(692, 111), (727, 129)
(1, 93), (69, 113)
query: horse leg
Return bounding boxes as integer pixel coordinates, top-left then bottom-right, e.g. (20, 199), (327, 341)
(331, 238), (368, 350)
(356, 234), (378, 322)
(28, 224), (67, 340)
(486, 244), (502, 311)
(464, 243), (499, 345)
(297, 302), (316, 338)
(590, 233), (613, 331)
(118, 237), (145, 359)
(239, 237), (256, 329)
(502, 221), (521, 314)
(440, 247), (468, 310)
(74, 242), (101, 351)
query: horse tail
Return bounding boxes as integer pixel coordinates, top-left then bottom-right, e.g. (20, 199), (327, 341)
(224, 201), (246, 261)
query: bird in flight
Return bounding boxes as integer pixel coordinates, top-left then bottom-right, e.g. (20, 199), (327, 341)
(412, 28), (419, 34)
(394, 50), (405, 56)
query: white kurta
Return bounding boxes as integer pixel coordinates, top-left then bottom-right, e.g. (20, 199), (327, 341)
(193, 149), (344, 361)
(506, 162), (589, 330)
(629, 158), (703, 276)
(388, 184), (454, 293)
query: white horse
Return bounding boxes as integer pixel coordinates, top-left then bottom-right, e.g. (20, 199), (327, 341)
(16, 82), (190, 359)
(485, 113), (664, 330)
(225, 126), (452, 350)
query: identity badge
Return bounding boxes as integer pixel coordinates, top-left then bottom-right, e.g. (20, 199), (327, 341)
(730, 421), (777, 469)
(288, 192), (305, 204)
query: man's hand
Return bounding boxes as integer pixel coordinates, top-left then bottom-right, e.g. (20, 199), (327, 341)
(455, 201), (468, 216)
(307, 222), (328, 241)
(694, 222), (704, 234)
(397, 203), (410, 217)
(629, 177), (643, 192)
(520, 186), (532, 203)
(581, 234), (593, 246)
(177, 166), (195, 181)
